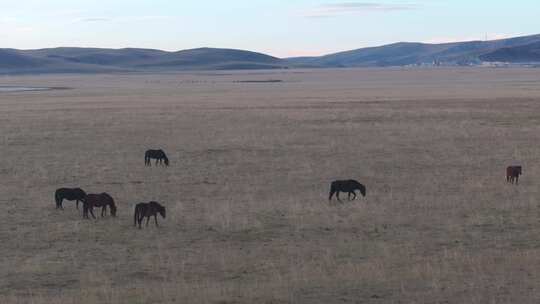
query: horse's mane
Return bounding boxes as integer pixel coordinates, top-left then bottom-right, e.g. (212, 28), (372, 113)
(349, 180), (366, 196)
(149, 201), (166, 216)
(158, 205), (166, 217)
(349, 179), (362, 186)
(101, 193), (115, 205)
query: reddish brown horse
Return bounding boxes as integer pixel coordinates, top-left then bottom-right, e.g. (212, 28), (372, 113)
(133, 201), (166, 229)
(506, 166), (522, 184)
(82, 193), (117, 219)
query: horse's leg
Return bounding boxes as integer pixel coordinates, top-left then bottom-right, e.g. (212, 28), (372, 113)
(89, 207), (96, 219)
(348, 192), (352, 201)
(351, 191), (357, 200)
(76, 200), (79, 210)
(154, 215), (159, 227)
(137, 214), (143, 229)
(516, 175), (519, 185)
(336, 191), (342, 203)
(146, 216), (150, 227)
(101, 206), (106, 217)
(83, 204), (89, 219)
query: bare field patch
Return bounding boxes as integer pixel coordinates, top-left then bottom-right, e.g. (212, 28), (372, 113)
(1, 68), (540, 303)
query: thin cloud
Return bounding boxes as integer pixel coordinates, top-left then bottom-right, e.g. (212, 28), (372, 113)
(304, 2), (419, 18)
(0, 17), (18, 24)
(79, 17), (110, 22)
(73, 16), (170, 24)
(129, 16), (171, 21)
(0, 17), (35, 34)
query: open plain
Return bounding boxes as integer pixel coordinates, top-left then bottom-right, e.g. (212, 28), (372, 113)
(2, 68), (540, 303)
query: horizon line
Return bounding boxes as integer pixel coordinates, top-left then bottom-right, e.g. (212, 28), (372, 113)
(3, 32), (538, 59)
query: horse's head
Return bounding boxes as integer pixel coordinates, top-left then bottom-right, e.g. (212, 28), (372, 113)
(110, 204), (117, 217)
(159, 206), (166, 218)
(164, 156), (169, 166)
(356, 183), (366, 197)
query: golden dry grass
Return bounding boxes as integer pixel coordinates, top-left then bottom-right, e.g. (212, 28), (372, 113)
(1, 68), (540, 303)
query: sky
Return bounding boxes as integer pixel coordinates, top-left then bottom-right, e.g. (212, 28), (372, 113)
(0, 0), (539, 58)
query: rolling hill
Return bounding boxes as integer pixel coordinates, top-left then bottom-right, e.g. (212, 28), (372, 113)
(0, 47), (287, 74)
(480, 42), (540, 63)
(287, 34), (540, 67)
(1, 34), (540, 73)
(133, 48), (286, 70)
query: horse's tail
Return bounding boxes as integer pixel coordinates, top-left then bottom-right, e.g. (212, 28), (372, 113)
(134, 205), (140, 226)
(329, 183), (336, 200)
(55, 190), (61, 207)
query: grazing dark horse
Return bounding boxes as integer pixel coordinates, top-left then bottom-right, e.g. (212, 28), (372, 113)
(134, 201), (166, 229)
(82, 193), (117, 219)
(506, 166), (522, 184)
(55, 188), (86, 209)
(329, 180), (366, 202)
(145, 149), (169, 166)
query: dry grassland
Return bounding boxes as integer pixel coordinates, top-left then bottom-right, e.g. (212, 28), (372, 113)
(1, 68), (540, 303)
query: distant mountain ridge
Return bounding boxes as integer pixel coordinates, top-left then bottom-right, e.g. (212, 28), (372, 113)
(479, 41), (540, 63)
(1, 34), (540, 73)
(0, 47), (287, 74)
(288, 34), (540, 67)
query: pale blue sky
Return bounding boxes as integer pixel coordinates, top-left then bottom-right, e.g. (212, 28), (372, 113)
(0, 0), (538, 57)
